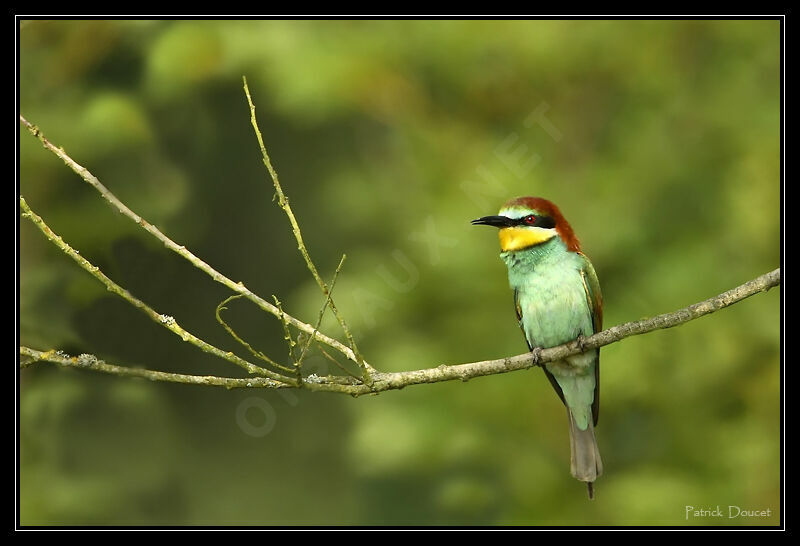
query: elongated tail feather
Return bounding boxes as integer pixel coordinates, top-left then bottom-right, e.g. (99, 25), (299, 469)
(567, 408), (603, 499)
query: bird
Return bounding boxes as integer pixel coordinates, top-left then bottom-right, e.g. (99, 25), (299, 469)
(472, 196), (603, 499)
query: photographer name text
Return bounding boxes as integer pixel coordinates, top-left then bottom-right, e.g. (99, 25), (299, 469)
(685, 505), (772, 520)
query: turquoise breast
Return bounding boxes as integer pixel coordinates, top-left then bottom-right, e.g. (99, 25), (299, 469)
(502, 237), (594, 350)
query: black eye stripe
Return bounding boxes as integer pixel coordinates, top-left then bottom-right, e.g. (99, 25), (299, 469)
(536, 216), (556, 229)
(514, 215), (555, 229)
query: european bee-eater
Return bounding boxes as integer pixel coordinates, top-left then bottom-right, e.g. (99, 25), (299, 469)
(472, 196), (603, 499)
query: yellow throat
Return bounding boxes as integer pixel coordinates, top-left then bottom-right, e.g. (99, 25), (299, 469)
(498, 226), (556, 252)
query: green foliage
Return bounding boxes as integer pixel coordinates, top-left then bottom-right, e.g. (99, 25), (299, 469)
(19, 19), (780, 525)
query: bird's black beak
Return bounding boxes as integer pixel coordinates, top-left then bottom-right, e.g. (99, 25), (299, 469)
(471, 215), (515, 228)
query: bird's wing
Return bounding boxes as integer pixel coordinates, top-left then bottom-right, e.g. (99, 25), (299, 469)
(577, 252), (603, 426)
(514, 287), (567, 407)
(577, 253), (603, 333)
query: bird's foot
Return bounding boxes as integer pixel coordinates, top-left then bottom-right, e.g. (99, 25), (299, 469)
(576, 334), (589, 352)
(530, 347), (543, 367)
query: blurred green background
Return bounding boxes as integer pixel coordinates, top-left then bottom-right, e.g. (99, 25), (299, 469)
(19, 20), (781, 526)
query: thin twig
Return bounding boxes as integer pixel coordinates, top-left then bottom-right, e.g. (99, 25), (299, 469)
(318, 345), (363, 382)
(19, 114), (367, 370)
(21, 269), (780, 395)
(296, 254), (347, 367)
(215, 295), (297, 376)
(271, 295), (300, 378)
(242, 77), (373, 384)
(19, 347), (287, 389)
(20, 196), (296, 385)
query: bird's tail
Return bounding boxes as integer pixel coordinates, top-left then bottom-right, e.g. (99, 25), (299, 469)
(567, 409), (603, 499)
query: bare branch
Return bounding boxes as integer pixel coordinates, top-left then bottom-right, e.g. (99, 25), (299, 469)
(19, 114), (367, 369)
(242, 77), (373, 383)
(18, 107), (779, 396)
(21, 269), (780, 395)
(19, 347), (288, 389)
(20, 196), (296, 385)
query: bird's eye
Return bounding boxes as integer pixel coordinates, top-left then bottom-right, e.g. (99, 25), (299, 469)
(524, 215), (536, 225)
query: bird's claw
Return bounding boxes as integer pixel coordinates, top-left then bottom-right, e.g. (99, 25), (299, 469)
(576, 334), (588, 352)
(530, 347), (543, 367)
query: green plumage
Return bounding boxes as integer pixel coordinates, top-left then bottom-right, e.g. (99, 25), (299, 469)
(502, 237), (599, 430)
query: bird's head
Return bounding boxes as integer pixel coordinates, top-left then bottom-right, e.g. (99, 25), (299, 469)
(471, 196), (580, 252)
